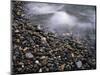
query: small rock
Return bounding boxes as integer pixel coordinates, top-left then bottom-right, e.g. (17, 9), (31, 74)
(17, 11), (21, 16)
(54, 57), (56, 59)
(40, 48), (44, 52)
(13, 55), (16, 60)
(39, 68), (42, 72)
(16, 39), (20, 43)
(15, 30), (19, 33)
(19, 46), (22, 50)
(58, 56), (61, 58)
(37, 25), (41, 30)
(64, 57), (67, 60)
(41, 56), (46, 59)
(19, 62), (24, 68)
(41, 37), (46, 42)
(22, 65), (24, 68)
(71, 53), (74, 57)
(23, 47), (28, 51)
(18, 68), (22, 71)
(25, 52), (33, 58)
(19, 62), (24, 65)
(60, 64), (65, 71)
(41, 58), (48, 65)
(35, 60), (39, 64)
(76, 60), (82, 68)
(21, 14), (25, 17)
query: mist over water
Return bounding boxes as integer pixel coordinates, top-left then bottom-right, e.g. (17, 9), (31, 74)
(47, 11), (78, 32)
(25, 2), (96, 40)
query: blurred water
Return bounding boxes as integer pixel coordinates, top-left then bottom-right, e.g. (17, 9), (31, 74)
(24, 2), (96, 42)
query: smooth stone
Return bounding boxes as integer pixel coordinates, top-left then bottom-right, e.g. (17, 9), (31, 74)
(41, 37), (46, 42)
(39, 68), (42, 72)
(35, 60), (39, 64)
(76, 60), (82, 68)
(15, 30), (19, 33)
(37, 25), (41, 30)
(58, 56), (61, 58)
(41, 56), (46, 59)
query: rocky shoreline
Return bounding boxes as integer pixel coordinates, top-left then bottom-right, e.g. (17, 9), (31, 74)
(12, 1), (96, 74)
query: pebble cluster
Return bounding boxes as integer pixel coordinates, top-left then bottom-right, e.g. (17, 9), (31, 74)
(12, 1), (96, 74)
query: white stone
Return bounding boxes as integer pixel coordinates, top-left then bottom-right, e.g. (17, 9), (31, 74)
(58, 56), (61, 58)
(35, 60), (39, 64)
(22, 65), (24, 68)
(39, 68), (42, 72)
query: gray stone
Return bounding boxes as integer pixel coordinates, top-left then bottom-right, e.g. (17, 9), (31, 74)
(37, 25), (42, 30)
(76, 60), (82, 68)
(25, 52), (33, 58)
(41, 56), (46, 59)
